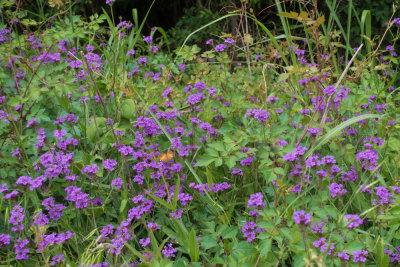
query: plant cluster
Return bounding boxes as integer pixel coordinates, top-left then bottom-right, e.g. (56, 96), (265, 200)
(1, 0), (400, 266)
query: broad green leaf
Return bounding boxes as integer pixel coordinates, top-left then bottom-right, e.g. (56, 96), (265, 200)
(120, 99), (136, 119)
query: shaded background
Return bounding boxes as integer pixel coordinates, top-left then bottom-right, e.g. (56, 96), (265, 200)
(20, 0), (398, 48)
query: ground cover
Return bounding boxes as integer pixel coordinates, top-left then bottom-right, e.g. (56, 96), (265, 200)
(1, 1), (400, 266)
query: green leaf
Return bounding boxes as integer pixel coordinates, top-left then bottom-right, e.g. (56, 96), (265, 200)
(120, 99), (136, 119)
(201, 236), (218, 250)
(172, 176), (180, 210)
(306, 113), (383, 158)
(188, 229), (200, 262)
(195, 154), (217, 167)
(86, 117), (107, 142)
(209, 141), (225, 152)
(221, 226), (238, 239)
(205, 148), (219, 157)
(259, 239), (272, 256)
(375, 236), (389, 267)
(214, 157), (223, 167)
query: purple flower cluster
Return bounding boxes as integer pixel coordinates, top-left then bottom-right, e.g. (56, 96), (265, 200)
(162, 243), (177, 258)
(14, 238), (29, 260)
(313, 238), (335, 255)
(42, 197), (66, 221)
(0, 233), (11, 249)
(373, 186), (394, 206)
(328, 183), (347, 198)
(103, 159), (117, 171)
(9, 205), (25, 232)
(247, 192), (265, 209)
(65, 186), (90, 208)
(241, 221), (265, 242)
(356, 148), (379, 171)
(353, 250), (368, 262)
(283, 145), (308, 162)
(189, 182), (231, 194)
(36, 231), (75, 252)
(344, 214), (363, 229)
(244, 108), (270, 122)
(215, 44), (226, 52)
(293, 210), (312, 225)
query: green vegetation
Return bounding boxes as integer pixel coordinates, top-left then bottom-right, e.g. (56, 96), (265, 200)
(1, 0), (400, 266)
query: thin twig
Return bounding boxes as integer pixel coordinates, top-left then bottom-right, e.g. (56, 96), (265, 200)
(81, 51), (119, 143)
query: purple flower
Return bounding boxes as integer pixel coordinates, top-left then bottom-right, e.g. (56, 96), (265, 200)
(0, 183), (7, 193)
(224, 38), (235, 44)
(244, 108), (269, 122)
(283, 145), (308, 162)
(142, 36), (153, 44)
(308, 127), (321, 136)
(100, 224), (114, 242)
(147, 222), (160, 230)
(353, 250), (368, 262)
(51, 254), (65, 266)
(103, 159), (117, 171)
(328, 183), (347, 198)
(138, 57), (148, 64)
(255, 54), (263, 60)
(273, 139), (287, 146)
(231, 168), (243, 175)
(29, 175), (46, 191)
(162, 243), (177, 258)
(0, 234), (11, 248)
(139, 237), (150, 247)
(65, 186), (89, 208)
(247, 193), (265, 209)
(9, 205), (25, 232)
(373, 186), (394, 206)
(106, 0), (115, 4)
(215, 44), (227, 52)
(111, 177), (123, 189)
(14, 238), (29, 260)
(81, 163), (99, 178)
(241, 221), (257, 242)
(178, 63), (185, 72)
(293, 210), (312, 225)
(170, 209), (183, 219)
(341, 166), (358, 182)
(186, 93), (205, 105)
(16, 176), (32, 186)
(32, 212), (49, 226)
(324, 85), (337, 96)
(26, 118), (37, 127)
(344, 214), (363, 229)
(149, 45), (158, 53)
(240, 156), (253, 166)
(311, 220), (325, 233)
(356, 149), (379, 171)
(337, 250), (350, 261)
(42, 197), (66, 221)
(126, 49), (135, 56)
(313, 237), (326, 248)
(3, 190), (19, 199)
(206, 39), (214, 45)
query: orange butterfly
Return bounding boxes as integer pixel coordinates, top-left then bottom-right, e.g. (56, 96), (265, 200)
(159, 151), (174, 162)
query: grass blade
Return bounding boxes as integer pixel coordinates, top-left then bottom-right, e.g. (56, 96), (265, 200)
(306, 113), (383, 158)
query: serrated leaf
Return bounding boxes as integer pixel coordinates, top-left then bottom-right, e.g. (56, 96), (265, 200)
(195, 154), (217, 167)
(259, 239), (272, 256)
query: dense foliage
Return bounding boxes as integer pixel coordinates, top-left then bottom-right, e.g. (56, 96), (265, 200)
(1, 0), (400, 266)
